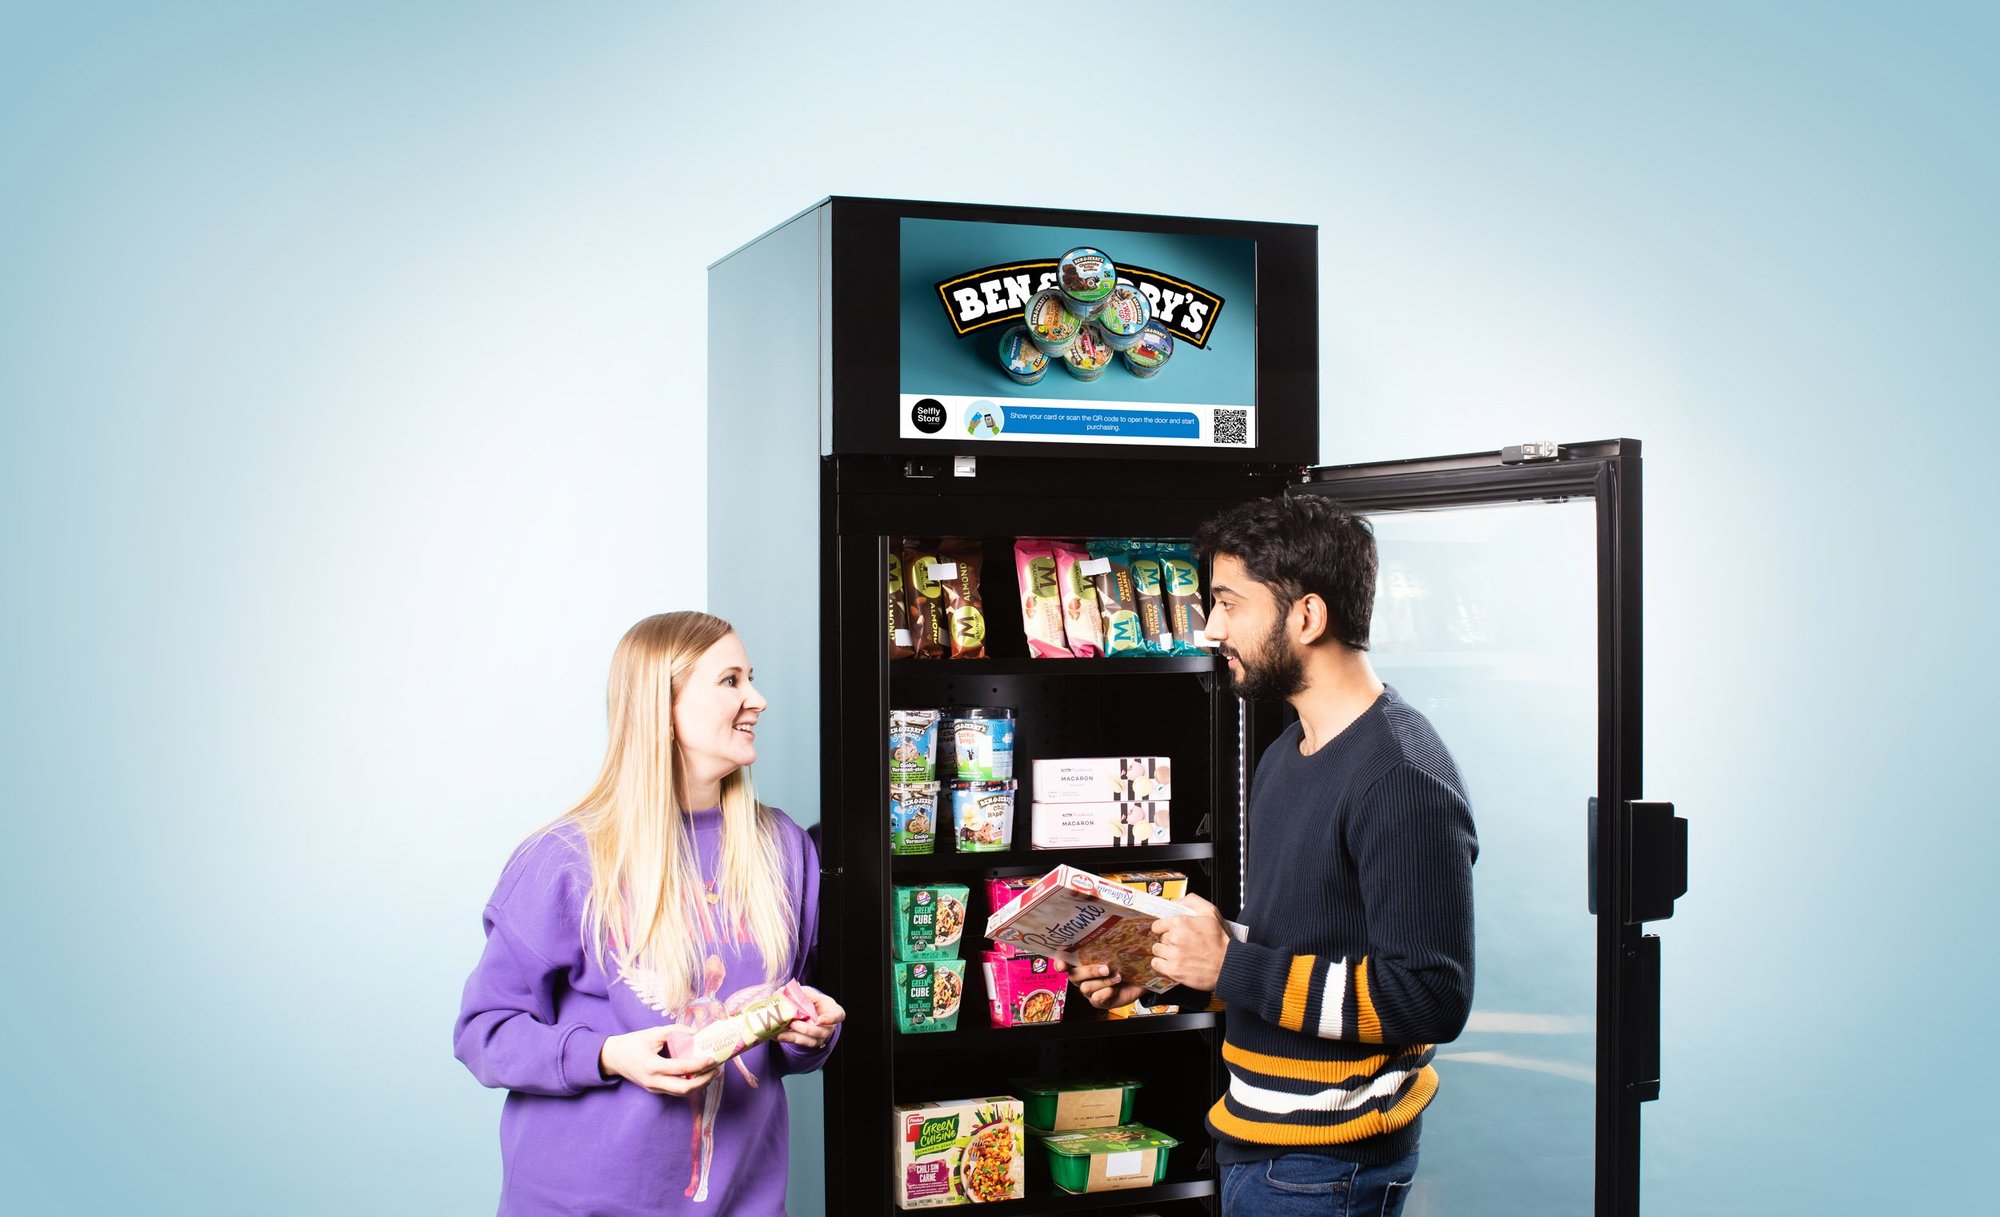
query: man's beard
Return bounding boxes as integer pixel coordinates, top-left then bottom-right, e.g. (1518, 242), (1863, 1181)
(1224, 617), (1307, 701)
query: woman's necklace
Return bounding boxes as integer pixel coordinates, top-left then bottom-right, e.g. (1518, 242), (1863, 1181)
(704, 874), (720, 905)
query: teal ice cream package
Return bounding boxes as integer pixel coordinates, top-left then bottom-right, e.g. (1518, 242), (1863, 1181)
(1082, 541), (1144, 656)
(1127, 545), (1175, 656)
(1153, 542), (1209, 655)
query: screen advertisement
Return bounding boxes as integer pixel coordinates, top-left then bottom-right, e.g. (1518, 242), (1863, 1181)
(899, 218), (1257, 450)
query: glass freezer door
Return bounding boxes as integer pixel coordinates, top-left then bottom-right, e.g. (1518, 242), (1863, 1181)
(1286, 439), (1667, 1217)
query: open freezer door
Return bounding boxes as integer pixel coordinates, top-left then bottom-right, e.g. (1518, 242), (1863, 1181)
(1276, 439), (1678, 1217)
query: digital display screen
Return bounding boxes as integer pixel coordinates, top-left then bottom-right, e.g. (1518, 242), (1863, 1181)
(899, 217), (1257, 450)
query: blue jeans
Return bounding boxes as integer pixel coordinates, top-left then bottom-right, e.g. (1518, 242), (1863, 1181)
(1221, 1152), (1419, 1217)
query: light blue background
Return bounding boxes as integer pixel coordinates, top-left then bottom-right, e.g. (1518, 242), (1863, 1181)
(3, 3), (1994, 1214)
(899, 217), (1257, 405)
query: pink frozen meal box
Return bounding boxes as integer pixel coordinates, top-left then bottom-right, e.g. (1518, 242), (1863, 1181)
(981, 951), (1068, 1027)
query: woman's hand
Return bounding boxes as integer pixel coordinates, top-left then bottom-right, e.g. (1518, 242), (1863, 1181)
(777, 989), (846, 1050)
(598, 1026), (720, 1096)
(1056, 959), (1147, 1010)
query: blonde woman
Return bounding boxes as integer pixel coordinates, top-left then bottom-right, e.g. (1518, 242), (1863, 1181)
(455, 612), (845, 1215)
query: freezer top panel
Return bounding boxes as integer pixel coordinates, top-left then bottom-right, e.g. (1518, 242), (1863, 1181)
(719, 197), (1319, 466)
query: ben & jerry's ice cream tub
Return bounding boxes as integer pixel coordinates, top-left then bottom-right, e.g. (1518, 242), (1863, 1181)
(891, 782), (941, 855)
(945, 706), (1014, 779)
(996, 323), (1049, 386)
(1121, 320), (1174, 378)
(1023, 290), (1082, 357)
(1096, 283), (1153, 351)
(1056, 247), (1117, 318)
(1061, 325), (1114, 382)
(951, 780), (1016, 852)
(890, 709), (941, 782)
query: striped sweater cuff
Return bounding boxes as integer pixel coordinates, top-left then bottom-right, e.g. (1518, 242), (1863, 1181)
(1217, 941), (1383, 1043)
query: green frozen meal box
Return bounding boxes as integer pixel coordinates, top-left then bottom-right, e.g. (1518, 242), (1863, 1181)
(1013, 1078), (1142, 1132)
(893, 959), (966, 1034)
(1039, 1123), (1179, 1193)
(893, 884), (970, 962)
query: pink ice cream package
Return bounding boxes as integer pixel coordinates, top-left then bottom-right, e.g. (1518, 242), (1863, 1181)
(1052, 541), (1104, 657)
(665, 978), (821, 1068)
(1014, 539), (1075, 659)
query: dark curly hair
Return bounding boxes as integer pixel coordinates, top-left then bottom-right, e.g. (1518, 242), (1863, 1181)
(1193, 495), (1376, 651)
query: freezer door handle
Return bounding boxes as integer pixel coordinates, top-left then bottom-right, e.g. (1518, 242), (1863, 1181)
(1587, 798), (1688, 924)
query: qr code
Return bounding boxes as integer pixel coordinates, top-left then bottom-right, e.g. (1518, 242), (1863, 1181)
(1214, 409), (1249, 445)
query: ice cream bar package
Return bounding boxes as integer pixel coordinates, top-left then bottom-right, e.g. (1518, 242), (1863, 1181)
(1154, 541), (1210, 654)
(1013, 539), (1073, 659)
(1030, 756), (1172, 803)
(903, 539), (948, 659)
(938, 538), (988, 659)
(665, 979), (820, 1068)
(1052, 541), (1104, 657)
(984, 865), (1193, 993)
(1083, 541), (1144, 656)
(1127, 545), (1174, 655)
(887, 549), (915, 659)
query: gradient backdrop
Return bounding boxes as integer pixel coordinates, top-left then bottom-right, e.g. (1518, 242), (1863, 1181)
(2, 3), (1994, 1214)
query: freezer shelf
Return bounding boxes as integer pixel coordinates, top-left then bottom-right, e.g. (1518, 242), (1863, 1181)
(891, 842), (1214, 876)
(896, 1011), (1218, 1051)
(893, 656), (1223, 678)
(916, 1176), (1217, 1216)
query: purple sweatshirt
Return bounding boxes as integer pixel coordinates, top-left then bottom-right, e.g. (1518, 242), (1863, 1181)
(455, 809), (837, 1217)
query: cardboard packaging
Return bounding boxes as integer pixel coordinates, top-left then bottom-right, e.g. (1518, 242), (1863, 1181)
(984, 865), (1192, 993)
(892, 1097), (1026, 1208)
(1029, 756), (1172, 803)
(1031, 800), (1170, 849)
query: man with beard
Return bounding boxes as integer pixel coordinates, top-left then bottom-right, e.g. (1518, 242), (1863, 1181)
(1070, 495), (1478, 1215)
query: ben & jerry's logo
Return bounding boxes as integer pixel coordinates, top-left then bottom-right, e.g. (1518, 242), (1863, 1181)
(934, 260), (1226, 348)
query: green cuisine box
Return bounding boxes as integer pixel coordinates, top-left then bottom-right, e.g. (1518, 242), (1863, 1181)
(892, 1096), (1026, 1208)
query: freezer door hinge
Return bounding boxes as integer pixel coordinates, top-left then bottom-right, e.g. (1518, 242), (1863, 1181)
(1500, 441), (1562, 465)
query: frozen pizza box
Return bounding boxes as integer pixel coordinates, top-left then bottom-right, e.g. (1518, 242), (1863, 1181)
(983, 865), (1192, 993)
(892, 1096), (1026, 1208)
(1030, 756), (1172, 803)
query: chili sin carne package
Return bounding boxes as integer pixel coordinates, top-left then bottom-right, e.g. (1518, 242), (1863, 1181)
(892, 1096), (1026, 1208)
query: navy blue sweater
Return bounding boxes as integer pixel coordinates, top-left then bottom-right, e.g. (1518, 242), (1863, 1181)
(1210, 686), (1478, 1165)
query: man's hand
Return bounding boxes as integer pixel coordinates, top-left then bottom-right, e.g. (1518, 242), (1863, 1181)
(1151, 894), (1229, 992)
(1053, 959), (1147, 1010)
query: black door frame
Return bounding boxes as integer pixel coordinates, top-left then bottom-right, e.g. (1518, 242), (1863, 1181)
(1292, 437), (1648, 1217)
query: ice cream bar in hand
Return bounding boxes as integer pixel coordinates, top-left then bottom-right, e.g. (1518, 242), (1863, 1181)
(667, 979), (822, 1068)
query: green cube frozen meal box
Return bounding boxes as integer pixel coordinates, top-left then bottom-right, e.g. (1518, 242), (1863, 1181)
(892, 884), (970, 962)
(893, 959), (966, 1034)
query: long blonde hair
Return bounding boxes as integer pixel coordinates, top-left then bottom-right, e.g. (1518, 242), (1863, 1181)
(553, 611), (795, 1009)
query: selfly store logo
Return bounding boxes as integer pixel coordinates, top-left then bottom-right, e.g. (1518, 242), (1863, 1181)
(934, 261), (1226, 349)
